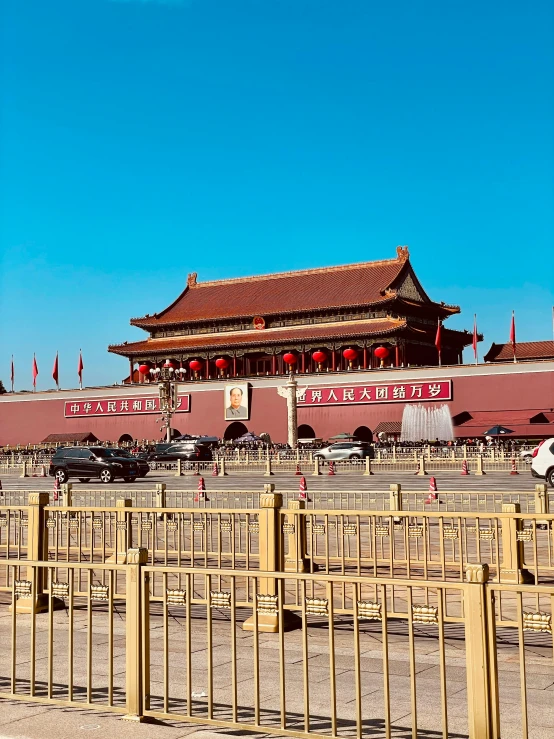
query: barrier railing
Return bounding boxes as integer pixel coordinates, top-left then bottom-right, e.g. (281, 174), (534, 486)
(0, 452), (532, 478)
(1, 490), (553, 585)
(0, 555), (550, 737)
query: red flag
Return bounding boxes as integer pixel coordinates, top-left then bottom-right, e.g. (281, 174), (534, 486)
(435, 320), (442, 365)
(32, 354), (39, 388)
(510, 311), (516, 360)
(472, 315), (478, 363)
(52, 352), (59, 387)
(78, 350), (84, 387)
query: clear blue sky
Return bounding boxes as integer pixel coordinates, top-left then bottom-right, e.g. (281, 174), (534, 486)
(1, 0), (553, 391)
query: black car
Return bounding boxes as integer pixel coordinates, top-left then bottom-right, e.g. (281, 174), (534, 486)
(113, 449), (150, 477)
(148, 443), (213, 462)
(49, 446), (143, 484)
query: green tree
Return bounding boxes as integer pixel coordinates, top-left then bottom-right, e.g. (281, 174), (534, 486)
(0, 380), (6, 394)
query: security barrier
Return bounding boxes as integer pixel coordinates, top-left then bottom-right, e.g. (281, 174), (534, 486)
(0, 555), (551, 738)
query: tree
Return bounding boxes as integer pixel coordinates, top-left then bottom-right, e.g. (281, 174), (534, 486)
(0, 380), (6, 394)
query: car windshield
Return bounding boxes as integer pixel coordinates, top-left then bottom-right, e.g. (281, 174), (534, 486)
(92, 448), (123, 458)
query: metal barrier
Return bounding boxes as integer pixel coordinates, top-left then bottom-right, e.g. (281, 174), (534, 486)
(0, 555), (551, 738)
(1, 490), (553, 585)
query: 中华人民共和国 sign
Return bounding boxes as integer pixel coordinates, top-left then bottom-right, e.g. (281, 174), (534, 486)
(65, 395), (190, 418)
(298, 380), (451, 407)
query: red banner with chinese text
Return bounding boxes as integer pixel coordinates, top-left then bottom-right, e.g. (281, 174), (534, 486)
(64, 395), (190, 418)
(298, 380), (452, 407)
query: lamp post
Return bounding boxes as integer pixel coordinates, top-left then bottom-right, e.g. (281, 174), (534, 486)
(277, 373), (306, 449)
(158, 361), (178, 443)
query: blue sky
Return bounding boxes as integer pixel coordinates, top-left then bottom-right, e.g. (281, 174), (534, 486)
(1, 0), (553, 391)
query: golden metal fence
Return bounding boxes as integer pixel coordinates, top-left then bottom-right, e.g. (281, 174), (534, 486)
(0, 555), (551, 738)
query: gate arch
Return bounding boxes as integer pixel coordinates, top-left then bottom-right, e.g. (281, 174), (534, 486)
(224, 422), (248, 441)
(297, 424), (316, 439)
(353, 426), (373, 443)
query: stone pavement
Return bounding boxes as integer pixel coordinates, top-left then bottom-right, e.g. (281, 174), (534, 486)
(0, 593), (553, 739)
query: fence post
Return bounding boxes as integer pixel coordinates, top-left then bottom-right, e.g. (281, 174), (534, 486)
(107, 499), (133, 564)
(392, 445), (397, 463)
(13, 493), (63, 614)
(20, 461), (28, 478)
(490, 447), (496, 461)
(264, 456), (273, 476)
(312, 457), (321, 476)
(124, 547), (149, 722)
(61, 483), (73, 507)
(243, 487), (300, 633)
(363, 456), (374, 476)
(175, 458), (182, 477)
(389, 483), (402, 512)
(499, 503), (533, 583)
(284, 500), (309, 573)
(464, 563), (497, 739)
(155, 483), (166, 509)
(475, 454), (486, 476)
(534, 483), (549, 515)
(218, 457), (227, 476)
(463, 444), (468, 460)
(416, 455), (427, 476)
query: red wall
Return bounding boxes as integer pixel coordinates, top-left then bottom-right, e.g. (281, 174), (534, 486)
(1, 362), (553, 445)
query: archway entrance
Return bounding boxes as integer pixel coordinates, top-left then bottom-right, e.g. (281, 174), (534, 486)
(298, 424), (316, 439)
(224, 422), (248, 441)
(169, 428), (182, 440)
(118, 434), (133, 444)
(353, 426), (373, 443)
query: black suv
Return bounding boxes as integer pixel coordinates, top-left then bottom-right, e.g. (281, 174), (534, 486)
(148, 443), (213, 462)
(49, 447), (142, 484)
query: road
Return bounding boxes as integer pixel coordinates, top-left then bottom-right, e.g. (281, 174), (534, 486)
(0, 469), (541, 493)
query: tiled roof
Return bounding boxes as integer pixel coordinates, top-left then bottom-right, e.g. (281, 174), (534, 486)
(484, 341), (554, 362)
(374, 422), (402, 434)
(131, 248), (415, 327)
(109, 318), (406, 357)
(42, 432), (101, 443)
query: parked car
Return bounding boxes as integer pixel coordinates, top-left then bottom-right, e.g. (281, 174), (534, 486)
(148, 443), (213, 462)
(113, 448), (150, 477)
(531, 439), (554, 486)
(49, 446), (142, 484)
(314, 442), (374, 461)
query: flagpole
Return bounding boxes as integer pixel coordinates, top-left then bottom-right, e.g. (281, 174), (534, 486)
(512, 310), (517, 364)
(79, 348), (83, 391)
(474, 314), (478, 365)
(11, 355), (14, 393)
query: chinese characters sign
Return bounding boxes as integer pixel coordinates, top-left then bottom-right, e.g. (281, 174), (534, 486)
(64, 395), (191, 418)
(298, 380), (452, 407)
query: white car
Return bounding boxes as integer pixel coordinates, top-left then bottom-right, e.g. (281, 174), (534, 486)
(520, 448), (537, 464)
(530, 439), (554, 486)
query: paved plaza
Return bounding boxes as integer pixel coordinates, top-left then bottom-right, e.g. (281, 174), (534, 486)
(0, 587), (553, 739)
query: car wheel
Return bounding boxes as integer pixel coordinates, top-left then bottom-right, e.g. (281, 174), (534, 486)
(78, 478), (90, 483)
(55, 468), (69, 484)
(547, 469), (554, 488)
(350, 454), (361, 460)
(523, 456), (533, 465)
(123, 477), (137, 483)
(314, 455), (324, 461)
(99, 469), (114, 484)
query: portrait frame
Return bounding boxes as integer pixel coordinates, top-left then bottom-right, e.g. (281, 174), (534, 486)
(224, 383), (250, 421)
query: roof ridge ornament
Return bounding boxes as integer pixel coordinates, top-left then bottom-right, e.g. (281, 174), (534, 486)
(396, 245), (410, 261)
(187, 272), (198, 288)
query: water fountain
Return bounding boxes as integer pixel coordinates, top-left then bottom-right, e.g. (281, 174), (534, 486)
(400, 404), (454, 442)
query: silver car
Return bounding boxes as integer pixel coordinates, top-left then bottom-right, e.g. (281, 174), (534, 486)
(314, 442), (373, 461)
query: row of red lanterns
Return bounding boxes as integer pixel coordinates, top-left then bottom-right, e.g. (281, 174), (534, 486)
(138, 346), (390, 377)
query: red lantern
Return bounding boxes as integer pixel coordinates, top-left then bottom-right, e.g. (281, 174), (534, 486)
(374, 346), (390, 367)
(189, 360), (203, 372)
(312, 351), (327, 370)
(138, 364), (150, 375)
(215, 357), (229, 369)
(343, 348), (358, 361)
(283, 353), (297, 365)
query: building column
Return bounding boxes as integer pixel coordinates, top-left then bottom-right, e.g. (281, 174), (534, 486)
(233, 354), (237, 377)
(205, 358), (209, 380)
(129, 359), (134, 384)
(301, 351), (306, 373)
(272, 354), (276, 375)
(331, 349), (336, 371)
(395, 345), (399, 367)
(363, 347), (368, 369)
